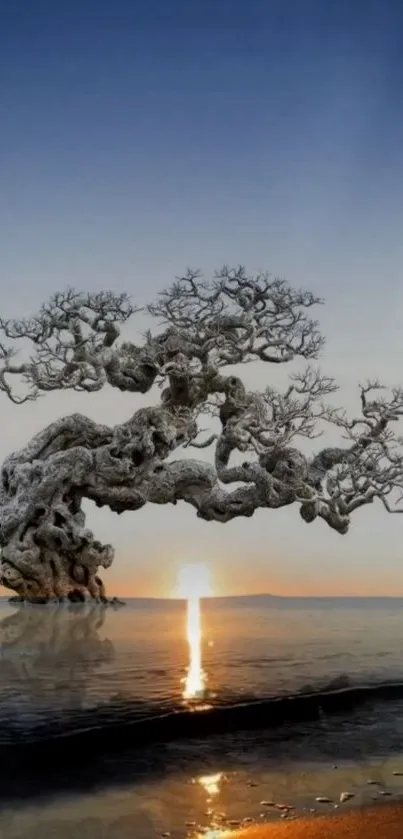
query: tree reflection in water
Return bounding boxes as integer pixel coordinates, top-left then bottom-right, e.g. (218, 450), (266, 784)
(0, 604), (115, 738)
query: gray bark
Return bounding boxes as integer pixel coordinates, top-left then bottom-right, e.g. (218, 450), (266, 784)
(0, 270), (401, 601)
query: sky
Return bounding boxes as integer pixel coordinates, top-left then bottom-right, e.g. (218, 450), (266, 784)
(1, 0), (403, 597)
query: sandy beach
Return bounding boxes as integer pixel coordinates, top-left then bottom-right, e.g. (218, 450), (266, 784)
(2, 753), (403, 839)
(238, 804), (403, 838)
(2, 801), (402, 839)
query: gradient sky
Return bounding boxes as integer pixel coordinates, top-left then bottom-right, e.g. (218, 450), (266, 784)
(1, 0), (403, 597)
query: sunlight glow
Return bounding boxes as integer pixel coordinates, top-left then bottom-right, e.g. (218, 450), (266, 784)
(177, 563), (213, 599)
(199, 772), (223, 797)
(179, 564), (212, 702)
(194, 769), (229, 838)
(183, 595), (206, 699)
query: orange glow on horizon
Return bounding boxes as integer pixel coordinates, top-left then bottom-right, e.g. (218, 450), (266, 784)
(2, 558), (402, 601)
(3, 579), (403, 598)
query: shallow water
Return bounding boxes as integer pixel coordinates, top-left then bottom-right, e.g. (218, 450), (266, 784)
(2, 596), (403, 837)
(2, 595), (403, 745)
(3, 731), (403, 838)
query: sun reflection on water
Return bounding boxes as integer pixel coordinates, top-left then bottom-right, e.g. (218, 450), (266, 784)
(183, 595), (209, 702)
(194, 773), (236, 839)
(199, 772), (223, 797)
(179, 564), (213, 707)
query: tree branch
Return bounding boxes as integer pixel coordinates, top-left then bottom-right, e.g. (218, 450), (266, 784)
(0, 270), (402, 602)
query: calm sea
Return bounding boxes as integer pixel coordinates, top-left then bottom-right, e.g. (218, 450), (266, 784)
(3, 596), (403, 836)
(1, 596), (403, 748)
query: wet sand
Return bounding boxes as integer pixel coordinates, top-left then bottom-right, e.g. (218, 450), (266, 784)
(2, 751), (403, 838)
(240, 804), (403, 838)
(2, 801), (402, 839)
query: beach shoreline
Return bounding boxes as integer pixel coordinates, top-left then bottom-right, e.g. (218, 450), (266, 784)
(2, 597), (403, 837)
(2, 750), (403, 839)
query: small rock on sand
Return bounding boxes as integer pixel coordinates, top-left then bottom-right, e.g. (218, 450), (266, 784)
(393, 771), (403, 776)
(316, 797), (332, 804)
(340, 792), (355, 803)
(260, 801), (276, 807)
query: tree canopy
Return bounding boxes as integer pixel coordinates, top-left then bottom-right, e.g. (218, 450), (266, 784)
(0, 267), (402, 603)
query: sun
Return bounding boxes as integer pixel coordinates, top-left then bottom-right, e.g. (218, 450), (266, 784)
(177, 563), (213, 599)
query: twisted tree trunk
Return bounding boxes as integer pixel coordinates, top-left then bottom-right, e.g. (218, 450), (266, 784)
(0, 407), (199, 602)
(0, 272), (401, 603)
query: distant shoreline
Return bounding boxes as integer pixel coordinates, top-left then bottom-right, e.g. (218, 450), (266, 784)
(1, 593), (403, 603)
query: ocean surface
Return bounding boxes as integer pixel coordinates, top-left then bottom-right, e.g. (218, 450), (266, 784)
(2, 595), (403, 757)
(3, 595), (403, 836)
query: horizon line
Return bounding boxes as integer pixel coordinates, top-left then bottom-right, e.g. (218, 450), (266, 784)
(2, 593), (403, 602)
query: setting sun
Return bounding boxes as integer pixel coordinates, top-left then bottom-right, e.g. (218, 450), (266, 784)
(177, 564), (213, 599)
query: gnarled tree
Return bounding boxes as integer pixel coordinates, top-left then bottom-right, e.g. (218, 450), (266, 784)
(0, 267), (402, 603)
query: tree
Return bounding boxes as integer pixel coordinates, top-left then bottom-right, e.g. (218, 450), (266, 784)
(0, 266), (402, 603)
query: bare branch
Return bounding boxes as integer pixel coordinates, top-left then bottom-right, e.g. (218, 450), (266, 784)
(0, 290), (142, 401)
(303, 384), (403, 525)
(148, 266), (324, 367)
(0, 268), (402, 602)
(0, 342), (38, 404)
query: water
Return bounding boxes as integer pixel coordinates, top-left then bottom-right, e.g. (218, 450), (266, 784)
(2, 596), (403, 837)
(2, 596), (403, 749)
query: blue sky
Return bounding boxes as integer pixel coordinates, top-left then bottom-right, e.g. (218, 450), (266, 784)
(1, 0), (403, 596)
